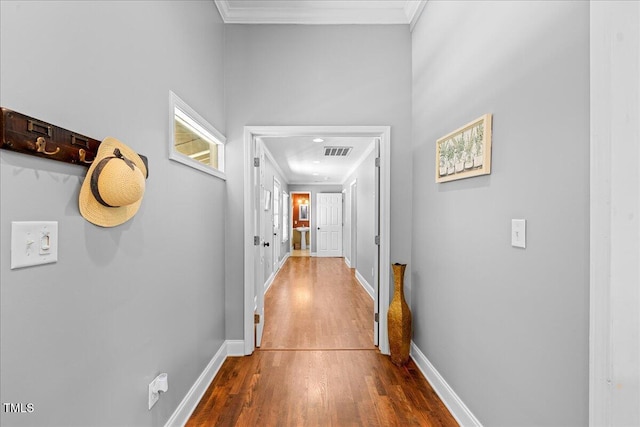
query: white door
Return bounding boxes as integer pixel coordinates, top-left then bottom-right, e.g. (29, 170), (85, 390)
(272, 178), (281, 271)
(316, 193), (343, 257)
(254, 137), (265, 348)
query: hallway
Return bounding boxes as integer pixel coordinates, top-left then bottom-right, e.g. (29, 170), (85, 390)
(186, 257), (457, 426)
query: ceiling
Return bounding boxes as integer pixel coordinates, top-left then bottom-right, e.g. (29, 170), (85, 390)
(261, 135), (375, 185)
(215, 0), (426, 28)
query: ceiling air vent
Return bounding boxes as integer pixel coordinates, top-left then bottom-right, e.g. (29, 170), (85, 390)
(324, 146), (353, 157)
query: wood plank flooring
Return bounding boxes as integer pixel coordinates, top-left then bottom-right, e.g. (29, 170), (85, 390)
(187, 257), (458, 427)
(261, 256), (374, 350)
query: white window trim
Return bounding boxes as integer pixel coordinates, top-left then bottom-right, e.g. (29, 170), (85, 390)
(169, 91), (226, 180)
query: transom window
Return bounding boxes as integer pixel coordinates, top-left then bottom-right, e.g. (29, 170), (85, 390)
(169, 91), (226, 179)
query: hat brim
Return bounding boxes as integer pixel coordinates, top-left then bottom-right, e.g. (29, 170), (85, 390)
(79, 137), (147, 228)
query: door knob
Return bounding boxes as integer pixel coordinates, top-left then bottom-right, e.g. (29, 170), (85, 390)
(317, 227), (320, 230)
(263, 242), (270, 247)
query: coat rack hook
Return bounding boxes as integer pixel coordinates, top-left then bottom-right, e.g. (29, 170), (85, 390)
(78, 149), (93, 164)
(35, 137), (60, 155)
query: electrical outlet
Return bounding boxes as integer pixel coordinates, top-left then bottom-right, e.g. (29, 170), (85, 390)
(148, 373), (168, 410)
(148, 384), (160, 410)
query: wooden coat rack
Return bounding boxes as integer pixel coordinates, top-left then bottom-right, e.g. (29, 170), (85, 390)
(1, 107), (103, 167)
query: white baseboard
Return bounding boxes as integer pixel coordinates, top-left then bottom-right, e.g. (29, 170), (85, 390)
(265, 253), (291, 294)
(165, 340), (244, 427)
(264, 271), (276, 293)
(280, 252), (290, 268)
(226, 340), (245, 357)
(344, 257), (352, 268)
(355, 270), (374, 300)
(410, 342), (483, 427)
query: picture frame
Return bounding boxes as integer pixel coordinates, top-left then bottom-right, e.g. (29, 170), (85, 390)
(435, 113), (492, 183)
(299, 204), (309, 221)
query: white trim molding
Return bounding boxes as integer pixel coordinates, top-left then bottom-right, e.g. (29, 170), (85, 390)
(244, 126), (391, 356)
(264, 271), (276, 294)
(264, 252), (290, 295)
(165, 340), (244, 427)
(406, 0), (428, 32)
(355, 269), (374, 300)
(225, 340), (245, 357)
(215, 0), (422, 25)
(279, 252), (290, 269)
(589, 2), (640, 426)
(410, 342), (483, 427)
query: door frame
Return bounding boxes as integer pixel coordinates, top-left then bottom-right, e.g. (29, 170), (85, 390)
(589, 3), (640, 424)
(243, 125), (391, 355)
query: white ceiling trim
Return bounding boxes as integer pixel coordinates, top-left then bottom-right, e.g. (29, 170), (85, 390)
(407, 0), (427, 32)
(215, 0), (427, 26)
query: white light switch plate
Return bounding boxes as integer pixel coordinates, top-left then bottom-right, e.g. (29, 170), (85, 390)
(511, 219), (526, 248)
(11, 221), (58, 269)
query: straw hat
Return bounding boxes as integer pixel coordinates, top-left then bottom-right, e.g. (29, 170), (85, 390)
(79, 137), (148, 227)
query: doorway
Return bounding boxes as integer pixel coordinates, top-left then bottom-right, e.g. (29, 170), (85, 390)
(243, 126), (391, 356)
(291, 191), (311, 257)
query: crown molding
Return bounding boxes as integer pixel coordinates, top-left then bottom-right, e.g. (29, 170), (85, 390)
(406, 0), (428, 32)
(215, 0), (423, 25)
(215, 0), (232, 22)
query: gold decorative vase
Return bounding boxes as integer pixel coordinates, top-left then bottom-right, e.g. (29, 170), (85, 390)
(388, 263), (412, 366)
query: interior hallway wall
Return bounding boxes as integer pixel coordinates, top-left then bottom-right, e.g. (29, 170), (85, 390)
(411, 1), (590, 425)
(0, 2), (226, 426)
(224, 24), (412, 340)
(344, 149), (377, 291)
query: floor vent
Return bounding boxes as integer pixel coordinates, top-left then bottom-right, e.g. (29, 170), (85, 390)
(324, 146), (353, 157)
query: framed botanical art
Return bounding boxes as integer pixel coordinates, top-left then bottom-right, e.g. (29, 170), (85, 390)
(435, 114), (492, 183)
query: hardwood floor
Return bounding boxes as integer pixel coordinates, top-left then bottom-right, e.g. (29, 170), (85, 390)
(290, 249), (311, 257)
(187, 257), (458, 426)
(261, 257), (374, 350)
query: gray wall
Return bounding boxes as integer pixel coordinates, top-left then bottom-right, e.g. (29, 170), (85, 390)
(344, 149), (377, 288)
(411, 1), (590, 426)
(0, 2), (226, 426)
(224, 24), (413, 339)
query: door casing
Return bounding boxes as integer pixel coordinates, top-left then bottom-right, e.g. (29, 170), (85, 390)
(243, 125), (391, 355)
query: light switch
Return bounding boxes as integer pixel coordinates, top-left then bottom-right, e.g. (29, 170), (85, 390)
(11, 221), (58, 269)
(511, 219), (526, 248)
